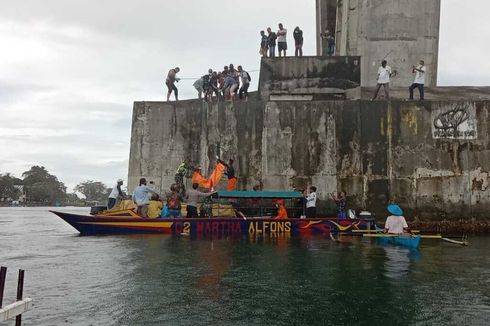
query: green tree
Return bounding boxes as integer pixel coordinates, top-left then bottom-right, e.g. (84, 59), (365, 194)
(22, 166), (67, 204)
(74, 180), (108, 202)
(0, 173), (21, 200)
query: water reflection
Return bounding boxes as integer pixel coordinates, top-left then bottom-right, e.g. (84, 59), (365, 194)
(382, 244), (422, 279)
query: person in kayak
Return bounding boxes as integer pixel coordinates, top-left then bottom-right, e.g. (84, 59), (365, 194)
(384, 204), (409, 234)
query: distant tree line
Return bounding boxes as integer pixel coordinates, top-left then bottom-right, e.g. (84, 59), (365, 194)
(0, 165), (112, 206)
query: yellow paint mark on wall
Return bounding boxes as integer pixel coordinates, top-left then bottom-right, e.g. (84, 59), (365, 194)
(402, 111), (418, 134)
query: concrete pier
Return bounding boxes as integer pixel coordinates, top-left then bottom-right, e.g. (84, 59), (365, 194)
(128, 88), (490, 220)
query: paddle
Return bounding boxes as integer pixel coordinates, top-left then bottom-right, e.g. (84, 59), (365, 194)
(363, 234), (440, 239)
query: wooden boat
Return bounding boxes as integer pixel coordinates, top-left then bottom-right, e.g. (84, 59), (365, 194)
(51, 191), (378, 237)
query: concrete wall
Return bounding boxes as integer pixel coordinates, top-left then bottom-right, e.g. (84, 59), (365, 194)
(317, 0), (441, 87)
(259, 57), (361, 100)
(129, 97), (490, 220)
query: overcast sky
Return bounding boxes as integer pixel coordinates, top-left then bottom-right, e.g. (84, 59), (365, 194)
(1, 0), (489, 191)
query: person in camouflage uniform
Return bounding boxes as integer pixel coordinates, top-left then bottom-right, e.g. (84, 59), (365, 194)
(175, 161), (190, 197)
(199, 195), (213, 218)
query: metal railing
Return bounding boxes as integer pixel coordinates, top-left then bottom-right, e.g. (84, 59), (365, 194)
(0, 267), (32, 325)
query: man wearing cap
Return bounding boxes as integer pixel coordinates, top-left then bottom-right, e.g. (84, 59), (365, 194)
(384, 204), (409, 234)
(107, 179), (124, 210)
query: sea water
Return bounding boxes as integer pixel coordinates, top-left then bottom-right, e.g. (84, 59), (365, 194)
(0, 207), (489, 326)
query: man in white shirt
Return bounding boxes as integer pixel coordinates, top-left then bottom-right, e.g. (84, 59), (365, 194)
(305, 186), (317, 218)
(372, 60), (392, 100)
(409, 60), (426, 100)
(384, 204), (409, 234)
(107, 179), (124, 209)
(277, 23), (287, 57)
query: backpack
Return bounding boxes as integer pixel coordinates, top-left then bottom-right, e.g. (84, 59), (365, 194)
(167, 193), (180, 209)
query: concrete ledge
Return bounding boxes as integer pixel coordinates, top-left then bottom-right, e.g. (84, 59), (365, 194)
(0, 298), (32, 321)
(361, 86), (490, 101)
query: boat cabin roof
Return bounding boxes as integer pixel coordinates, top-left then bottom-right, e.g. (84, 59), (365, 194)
(214, 191), (303, 199)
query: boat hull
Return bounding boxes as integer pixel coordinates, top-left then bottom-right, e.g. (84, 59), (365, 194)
(51, 211), (377, 237)
(378, 235), (421, 249)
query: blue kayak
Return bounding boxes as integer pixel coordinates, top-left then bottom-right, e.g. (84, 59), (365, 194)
(377, 235), (421, 249)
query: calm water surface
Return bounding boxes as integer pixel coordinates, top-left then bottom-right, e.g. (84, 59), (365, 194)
(0, 207), (489, 326)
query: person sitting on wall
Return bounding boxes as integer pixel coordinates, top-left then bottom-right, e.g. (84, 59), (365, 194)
(107, 179), (124, 210)
(274, 199), (288, 219)
(132, 178), (157, 218)
(331, 191), (347, 220)
(384, 204), (410, 235)
(148, 193), (163, 218)
(305, 186), (317, 218)
(186, 183), (216, 218)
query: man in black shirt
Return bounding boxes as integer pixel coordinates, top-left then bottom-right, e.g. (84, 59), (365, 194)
(225, 159), (237, 191)
(293, 26), (303, 57)
(267, 27), (277, 58)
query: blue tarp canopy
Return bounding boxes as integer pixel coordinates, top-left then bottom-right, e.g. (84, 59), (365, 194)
(214, 191), (303, 199)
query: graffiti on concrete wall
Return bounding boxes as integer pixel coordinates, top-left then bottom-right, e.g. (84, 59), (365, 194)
(432, 103), (477, 139)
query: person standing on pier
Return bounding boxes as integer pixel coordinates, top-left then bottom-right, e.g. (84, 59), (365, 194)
(107, 179), (124, 209)
(166, 67), (180, 101)
(132, 178), (157, 218)
(238, 66), (251, 101)
(372, 60), (392, 100)
(293, 26), (303, 57)
(260, 30), (268, 57)
(267, 27), (277, 58)
(277, 23), (288, 57)
(409, 60), (426, 100)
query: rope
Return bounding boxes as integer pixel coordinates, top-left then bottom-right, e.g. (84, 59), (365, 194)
(176, 69), (260, 81)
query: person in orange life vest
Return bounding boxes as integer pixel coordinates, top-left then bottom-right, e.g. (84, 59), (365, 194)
(224, 159), (237, 191)
(191, 160), (226, 190)
(274, 199), (288, 219)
